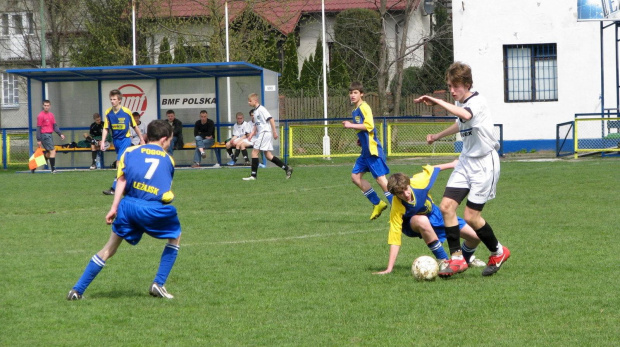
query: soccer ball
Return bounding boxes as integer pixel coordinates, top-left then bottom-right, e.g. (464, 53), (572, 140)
(411, 255), (439, 281)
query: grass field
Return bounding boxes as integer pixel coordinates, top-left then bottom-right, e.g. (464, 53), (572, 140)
(1, 157), (619, 346)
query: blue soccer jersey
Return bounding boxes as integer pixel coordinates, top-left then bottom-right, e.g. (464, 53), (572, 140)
(351, 101), (383, 158)
(103, 106), (137, 141)
(117, 144), (176, 203)
(388, 165), (441, 246)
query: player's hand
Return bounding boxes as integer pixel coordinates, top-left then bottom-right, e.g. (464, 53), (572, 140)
(342, 120), (352, 128)
(372, 269), (392, 275)
(414, 95), (436, 106)
(273, 133), (278, 140)
(426, 134), (438, 145)
(37, 141), (42, 148)
(105, 209), (117, 224)
(60, 134), (65, 140)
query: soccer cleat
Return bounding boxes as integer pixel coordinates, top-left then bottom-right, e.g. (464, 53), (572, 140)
(369, 200), (388, 220)
(258, 163), (266, 168)
(102, 189), (115, 195)
(468, 256), (486, 268)
(201, 151), (207, 159)
(149, 283), (174, 299)
(90, 164), (96, 170)
(51, 169), (58, 174)
(191, 162), (200, 168)
(227, 160), (236, 166)
(286, 167), (293, 179)
(242, 176), (256, 181)
(438, 259), (450, 271)
(438, 257), (468, 278)
(67, 289), (83, 301)
(482, 246), (511, 276)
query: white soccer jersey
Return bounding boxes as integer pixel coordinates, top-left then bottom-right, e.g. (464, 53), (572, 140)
(253, 105), (273, 134)
(232, 121), (248, 137)
(245, 121), (255, 139)
(456, 92), (500, 157)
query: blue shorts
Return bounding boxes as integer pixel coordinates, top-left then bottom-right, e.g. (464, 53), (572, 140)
(112, 196), (182, 245)
(113, 138), (132, 161)
(402, 205), (466, 243)
(352, 155), (389, 179)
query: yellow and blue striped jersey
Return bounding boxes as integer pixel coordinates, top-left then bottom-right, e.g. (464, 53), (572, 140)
(103, 106), (137, 141)
(351, 101), (382, 157)
(388, 165), (440, 246)
(117, 144), (176, 203)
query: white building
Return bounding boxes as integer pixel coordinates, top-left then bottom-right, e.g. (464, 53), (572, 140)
(452, 0), (615, 152)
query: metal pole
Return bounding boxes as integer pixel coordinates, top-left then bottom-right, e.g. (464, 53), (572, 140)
(132, 0), (137, 65)
(225, 1), (232, 127)
(39, 0), (46, 68)
(321, 0), (330, 158)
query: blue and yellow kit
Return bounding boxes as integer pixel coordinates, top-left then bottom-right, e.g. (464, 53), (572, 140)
(103, 106), (137, 141)
(117, 144), (176, 203)
(351, 101), (384, 158)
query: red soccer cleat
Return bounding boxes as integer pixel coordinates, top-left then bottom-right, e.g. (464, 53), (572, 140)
(482, 246), (511, 276)
(438, 257), (468, 278)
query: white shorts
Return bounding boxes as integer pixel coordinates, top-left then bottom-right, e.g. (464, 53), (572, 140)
(252, 132), (273, 151)
(239, 138), (253, 147)
(447, 150), (500, 204)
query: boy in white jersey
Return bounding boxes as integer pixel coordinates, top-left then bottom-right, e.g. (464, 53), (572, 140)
(226, 112), (251, 166)
(242, 93), (292, 180)
(414, 62), (510, 277)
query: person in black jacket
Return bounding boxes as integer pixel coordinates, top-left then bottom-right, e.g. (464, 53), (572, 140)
(192, 110), (215, 167)
(166, 110), (183, 156)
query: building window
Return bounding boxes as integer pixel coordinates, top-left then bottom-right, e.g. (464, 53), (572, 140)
(0, 12), (34, 36)
(2, 73), (20, 107)
(1, 14), (8, 36)
(503, 43), (558, 102)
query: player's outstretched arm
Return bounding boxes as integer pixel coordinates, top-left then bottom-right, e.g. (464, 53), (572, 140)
(427, 123), (459, 144)
(373, 244), (401, 275)
(434, 159), (459, 171)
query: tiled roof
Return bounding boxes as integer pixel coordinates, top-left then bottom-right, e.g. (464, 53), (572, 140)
(141, 0), (420, 35)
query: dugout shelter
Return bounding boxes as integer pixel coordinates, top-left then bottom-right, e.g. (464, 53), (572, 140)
(7, 62), (280, 168)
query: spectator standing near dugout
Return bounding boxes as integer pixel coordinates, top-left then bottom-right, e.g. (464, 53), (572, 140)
(191, 110), (215, 168)
(101, 89), (145, 195)
(36, 100), (65, 173)
(415, 62), (510, 277)
(86, 113), (105, 169)
(67, 119), (181, 300)
(342, 82), (392, 220)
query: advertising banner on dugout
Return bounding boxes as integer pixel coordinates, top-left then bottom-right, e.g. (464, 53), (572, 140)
(101, 80), (158, 126)
(578, 0), (620, 21)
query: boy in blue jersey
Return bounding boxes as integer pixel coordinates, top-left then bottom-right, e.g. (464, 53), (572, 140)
(342, 82), (392, 220)
(67, 120), (181, 300)
(373, 160), (484, 275)
(101, 89), (145, 195)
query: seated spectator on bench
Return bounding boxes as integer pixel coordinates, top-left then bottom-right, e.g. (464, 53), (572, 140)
(130, 112), (147, 146)
(192, 110), (215, 168)
(166, 109), (184, 156)
(226, 112), (252, 166)
(234, 109), (265, 168)
(83, 112), (106, 169)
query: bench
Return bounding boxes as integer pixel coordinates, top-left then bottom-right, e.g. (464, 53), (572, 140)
(49, 142), (228, 167)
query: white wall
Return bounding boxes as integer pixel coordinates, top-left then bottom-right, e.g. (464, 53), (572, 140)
(452, 0), (613, 142)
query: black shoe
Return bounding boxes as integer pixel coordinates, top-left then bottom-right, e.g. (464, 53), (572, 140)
(102, 189), (115, 195)
(67, 289), (83, 300)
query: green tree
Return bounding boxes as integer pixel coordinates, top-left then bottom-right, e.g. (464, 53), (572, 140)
(173, 37), (187, 64)
(299, 54), (318, 96)
(333, 9), (381, 92)
(70, 0), (135, 66)
(328, 48), (350, 93)
(158, 37), (172, 64)
(280, 33), (299, 92)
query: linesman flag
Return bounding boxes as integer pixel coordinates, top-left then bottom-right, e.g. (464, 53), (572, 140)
(29, 147), (46, 170)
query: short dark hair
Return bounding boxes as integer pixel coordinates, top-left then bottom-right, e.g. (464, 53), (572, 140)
(109, 89), (122, 99)
(166, 110), (175, 115)
(200, 110), (208, 115)
(93, 113), (101, 120)
(147, 119), (173, 142)
(43, 100), (51, 104)
(349, 81), (364, 94)
(132, 112), (140, 117)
